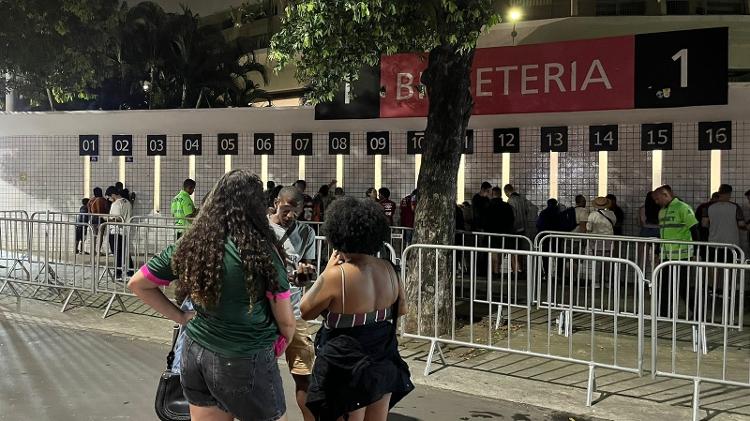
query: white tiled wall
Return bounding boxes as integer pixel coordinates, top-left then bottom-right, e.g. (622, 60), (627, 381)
(0, 122), (748, 249)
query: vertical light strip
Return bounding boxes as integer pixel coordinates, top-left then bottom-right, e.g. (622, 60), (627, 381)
(651, 150), (663, 189)
(502, 153), (511, 188)
(154, 156), (161, 212)
(224, 155), (232, 174)
(456, 154), (466, 204)
(414, 155), (422, 187)
(549, 152), (559, 199)
(189, 155), (196, 200)
(710, 150), (721, 195)
(261, 155), (269, 185)
(83, 156), (91, 198)
(188, 155), (196, 180)
(336, 155), (344, 188)
(374, 155), (383, 190)
(298, 156), (306, 180)
(598, 151), (608, 196)
(119, 156), (126, 184)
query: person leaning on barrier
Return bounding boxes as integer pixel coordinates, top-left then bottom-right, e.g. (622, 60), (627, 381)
(268, 186), (317, 421)
(301, 196), (413, 421)
(107, 188), (134, 278)
(128, 170), (295, 421)
(171, 179), (197, 239)
(652, 185), (700, 318)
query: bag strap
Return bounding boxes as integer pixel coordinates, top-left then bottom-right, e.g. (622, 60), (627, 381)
(598, 209), (615, 227)
(276, 223), (296, 249)
(166, 324), (180, 371)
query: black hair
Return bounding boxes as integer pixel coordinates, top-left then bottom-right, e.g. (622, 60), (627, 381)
(334, 187), (344, 195)
(575, 195), (586, 205)
(318, 185), (330, 196)
(105, 186), (115, 196)
(378, 187), (390, 199)
(121, 188), (130, 200)
(183, 179), (196, 189)
(82, 198), (89, 206)
(322, 196), (390, 255)
(115, 182), (124, 190)
(547, 198), (558, 207)
(93, 187), (103, 197)
(605, 194), (617, 202)
(366, 187), (377, 197)
(491, 186), (502, 194)
(266, 180), (275, 190)
(745, 189), (750, 197)
(481, 181), (492, 190)
(718, 184), (732, 194)
(644, 191), (660, 223)
(294, 180), (307, 189)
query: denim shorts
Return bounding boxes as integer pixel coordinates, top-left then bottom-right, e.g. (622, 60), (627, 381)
(180, 336), (286, 421)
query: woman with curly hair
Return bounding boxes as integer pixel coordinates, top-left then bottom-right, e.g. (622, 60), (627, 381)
(128, 170), (295, 421)
(301, 196), (413, 421)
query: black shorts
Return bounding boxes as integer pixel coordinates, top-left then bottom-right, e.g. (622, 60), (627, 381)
(180, 336), (286, 421)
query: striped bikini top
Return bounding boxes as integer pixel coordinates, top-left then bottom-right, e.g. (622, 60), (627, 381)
(322, 263), (397, 329)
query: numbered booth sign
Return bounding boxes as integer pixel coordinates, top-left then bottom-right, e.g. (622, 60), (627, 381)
(641, 123), (673, 151)
(463, 130), (474, 154)
(254, 133), (275, 155)
(407, 131), (424, 155)
(217, 133), (239, 155)
(112, 135), (133, 156)
(291, 133), (313, 156)
(329, 132), (350, 155)
(147, 135), (167, 156)
(698, 121), (731, 150)
(182, 134), (203, 155)
(366, 131), (390, 155)
(493, 128), (520, 153)
(541, 127), (568, 153)
(79, 135), (99, 156)
(589, 125), (619, 152)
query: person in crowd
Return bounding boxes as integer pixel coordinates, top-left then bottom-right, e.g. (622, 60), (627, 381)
(334, 187), (345, 199)
(571, 195), (589, 233)
(653, 185), (699, 318)
(639, 191), (661, 238)
(75, 198), (90, 254)
(294, 180), (314, 221)
(537, 199), (562, 233)
(128, 170), (294, 421)
(504, 184), (533, 274)
(605, 194), (624, 235)
(301, 196), (414, 421)
(378, 187), (397, 226)
(108, 188), (133, 278)
(267, 180), (276, 192)
(268, 184), (284, 210)
(399, 189), (417, 245)
(264, 180), (276, 206)
(471, 182), (492, 231)
(366, 187), (379, 201)
(171, 179), (197, 239)
(312, 185), (332, 222)
(87, 187), (109, 255)
(104, 185), (116, 203)
(703, 184), (746, 255)
(460, 201), (474, 231)
(588, 197), (616, 236)
(455, 204), (466, 232)
(695, 192), (720, 242)
(486, 187), (515, 275)
(268, 186), (318, 421)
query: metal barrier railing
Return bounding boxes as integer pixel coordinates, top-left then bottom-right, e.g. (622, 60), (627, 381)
(534, 231), (745, 329)
(0, 210), (30, 220)
(96, 222), (183, 318)
(400, 244), (647, 407)
(0, 217), (96, 310)
(651, 260), (750, 421)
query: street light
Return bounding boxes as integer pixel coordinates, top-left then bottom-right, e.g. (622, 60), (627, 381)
(507, 7), (523, 46)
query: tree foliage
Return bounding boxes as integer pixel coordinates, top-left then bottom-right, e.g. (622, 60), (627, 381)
(0, 0), (272, 110)
(270, 0), (501, 103)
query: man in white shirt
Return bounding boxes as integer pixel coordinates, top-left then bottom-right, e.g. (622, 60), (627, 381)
(108, 188), (133, 278)
(703, 184), (746, 259)
(573, 195), (590, 233)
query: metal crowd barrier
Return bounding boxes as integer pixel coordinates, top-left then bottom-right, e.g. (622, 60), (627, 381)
(0, 217), (96, 310)
(651, 260), (750, 421)
(400, 244), (647, 407)
(0, 210), (30, 220)
(96, 222), (183, 318)
(534, 231), (745, 329)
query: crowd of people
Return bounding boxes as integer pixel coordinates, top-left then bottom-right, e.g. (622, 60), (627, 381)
(127, 170), (413, 421)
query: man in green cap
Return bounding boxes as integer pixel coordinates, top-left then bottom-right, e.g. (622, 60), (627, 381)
(171, 179), (197, 238)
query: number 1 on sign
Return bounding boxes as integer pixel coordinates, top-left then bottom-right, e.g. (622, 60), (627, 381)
(671, 48), (688, 88)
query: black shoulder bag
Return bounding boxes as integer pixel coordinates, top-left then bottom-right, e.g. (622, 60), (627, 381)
(154, 325), (191, 421)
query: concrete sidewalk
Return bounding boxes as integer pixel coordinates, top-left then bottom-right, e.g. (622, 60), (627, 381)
(1, 294), (748, 420)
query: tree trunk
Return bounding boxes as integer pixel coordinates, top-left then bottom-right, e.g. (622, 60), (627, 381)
(181, 82), (188, 108)
(195, 88), (203, 108)
(46, 88), (56, 111)
(404, 44), (475, 337)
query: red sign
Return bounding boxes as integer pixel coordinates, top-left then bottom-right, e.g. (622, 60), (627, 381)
(380, 36), (635, 117)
